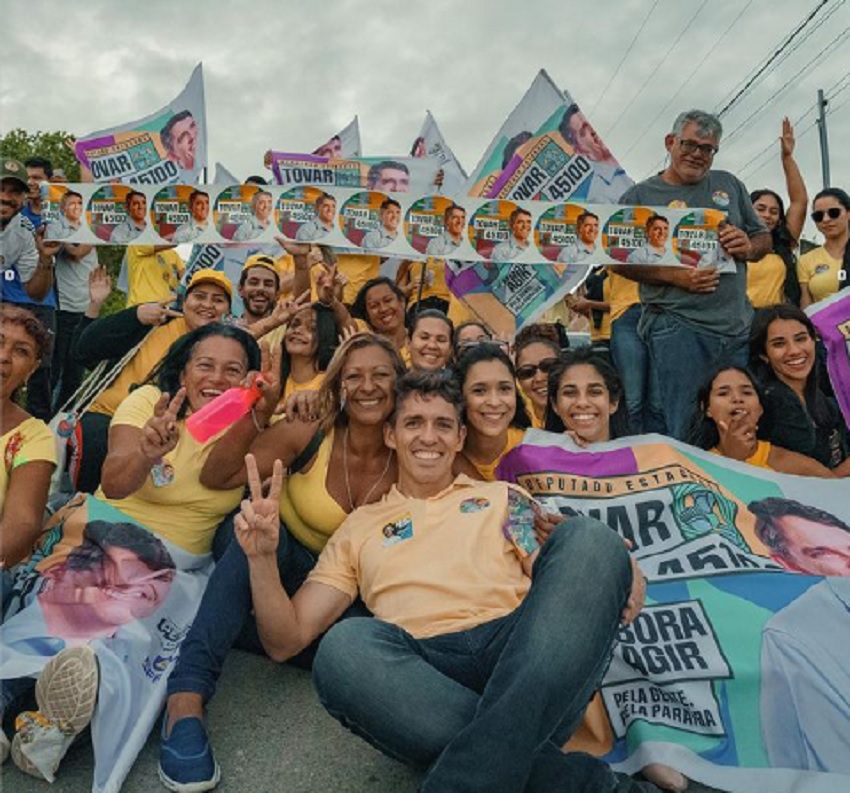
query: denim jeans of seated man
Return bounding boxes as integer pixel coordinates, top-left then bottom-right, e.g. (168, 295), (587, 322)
(313, 519), (636, 793)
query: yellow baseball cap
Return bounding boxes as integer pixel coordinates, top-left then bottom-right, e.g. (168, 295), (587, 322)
(187, 268), (233, 301)
(241, 253), (280, 278)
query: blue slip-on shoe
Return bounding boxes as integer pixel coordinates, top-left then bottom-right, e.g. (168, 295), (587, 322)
(158, 716), (221, 792)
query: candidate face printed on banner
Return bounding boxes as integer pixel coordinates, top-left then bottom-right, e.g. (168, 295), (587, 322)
(560, 105), (614, 165)
(578, 213), (600, 246)
(314, 135), (342, 159)
(367, 160), (411, 193)
(62, 191), (84, 226)
(162, 110), (198, 171)
(189, 191), (210, 224)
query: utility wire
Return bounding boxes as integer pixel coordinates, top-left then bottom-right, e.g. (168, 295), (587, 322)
(604, 0), (709, 138)
(715, 0), (831, 116)
(722, 25), (850, 145)
(619, 0), (754, 161)
(588, 0), (660, 116)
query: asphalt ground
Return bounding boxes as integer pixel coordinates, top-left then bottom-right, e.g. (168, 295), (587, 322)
(4, 649), (725, 793)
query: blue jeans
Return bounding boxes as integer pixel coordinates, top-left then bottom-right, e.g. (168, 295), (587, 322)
(610, 305), (666, 436)
(641, 311), (748, 441)
(313, 519), (633, 793)
(166, 514), (320, 703)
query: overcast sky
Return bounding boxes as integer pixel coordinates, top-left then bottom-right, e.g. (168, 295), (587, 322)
(4, 0), (847, 242)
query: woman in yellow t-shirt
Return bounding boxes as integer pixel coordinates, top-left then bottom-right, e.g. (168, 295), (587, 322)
(0, 325), (259, 783)
(798, 188), (849, 307)
(456, 343), (531, 481)
(160, 334), (408, 777)
(0, 305), (57, 568)
(350, 277), (410, 361)
(747, 118), (807, 307)
(278, 304), (338, 402)
(686, 366), (834, 477)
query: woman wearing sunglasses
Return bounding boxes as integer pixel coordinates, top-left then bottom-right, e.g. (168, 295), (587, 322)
(514, 330), (560, 428)
(797, 187), (850, 308)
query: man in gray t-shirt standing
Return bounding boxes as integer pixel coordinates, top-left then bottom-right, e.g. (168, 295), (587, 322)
(611, 109), (769, 440)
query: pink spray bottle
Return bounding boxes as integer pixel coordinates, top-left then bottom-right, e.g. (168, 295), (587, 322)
(186, 377), (266, 443)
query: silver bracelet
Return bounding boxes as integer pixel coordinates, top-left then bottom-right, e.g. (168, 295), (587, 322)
(251, 407), (266, 433)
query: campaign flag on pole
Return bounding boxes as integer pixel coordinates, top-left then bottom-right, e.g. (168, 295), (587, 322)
(213, 161), (240, 185)
(807, 289), (850, 428)
(74, 64), (207, 186)
(410, 111), (468, 194)
(497, 430), (850, 793)
(464, 69), (633, 203)
(313, 116), (362, 158)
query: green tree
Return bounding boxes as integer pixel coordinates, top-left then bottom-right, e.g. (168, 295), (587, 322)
(0, 128), (80, 180)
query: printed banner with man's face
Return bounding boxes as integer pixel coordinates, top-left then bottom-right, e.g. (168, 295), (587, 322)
(808, 289), (850, 428)
(41, 182), (723, 266)
(497, 430), (850, 793)
(0, 495), (211, 793)
(74, 64), (207, 186)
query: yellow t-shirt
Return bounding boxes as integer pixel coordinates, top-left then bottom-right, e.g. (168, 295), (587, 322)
(710, 440), (773, 470)
(308, 476), (533, 639)
(89, 318), (188, 417)
(276, 253), (319, 302)
(125, 247), (185, 307)
(1, 416), (57, 506)
(279, 430), (348, 553)
(469, 426), (526, 482)
(797, 246), (842, 304)
(95, 385), (243, 554)
(607, 270), (640, 323)
(747, 253), (787, 308)
(283, 370), (325, 401)
(403, 258), (451, 303)
(336, 254), (380, 305)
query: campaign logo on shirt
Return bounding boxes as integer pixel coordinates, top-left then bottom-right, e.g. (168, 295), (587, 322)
(460, 497), (491, 513)
(711, 191), (730, 208)
(382, 513), (414, 546)
(667, 200), (688, 209)
(814, 264), (831, 275)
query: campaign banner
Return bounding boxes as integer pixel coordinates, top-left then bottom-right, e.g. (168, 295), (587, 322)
(40, 182), (725, 267)
(312, 116), (362, 159)
(270, 154), (442, 194)
(464, 70), (633, 205)
(410, 111), (468, 194)
(497, 430), (850, 793)
(74, 64), (207, 186)
(808, 289), (850, 427)
(0, 495), (212, 793)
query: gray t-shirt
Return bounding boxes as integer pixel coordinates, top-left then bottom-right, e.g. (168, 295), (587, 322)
(619, 170), (765, 338)
(55, 243), (99, 313)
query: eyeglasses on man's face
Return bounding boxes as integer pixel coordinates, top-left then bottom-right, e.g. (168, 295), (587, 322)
(677, 138), (719, 158)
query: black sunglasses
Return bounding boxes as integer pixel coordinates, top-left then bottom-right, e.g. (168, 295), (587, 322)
(811, 207), (844, 223)
(516, 357), (559, 380)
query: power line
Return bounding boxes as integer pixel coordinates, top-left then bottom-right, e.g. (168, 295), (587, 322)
(715, 0), (831, 116)
(619, 0), (755, 161)
(722, 25), (850, 145)
(737, 73), (850, 179)
(604, 0), (709, 138)
(588, 0), (660, 116)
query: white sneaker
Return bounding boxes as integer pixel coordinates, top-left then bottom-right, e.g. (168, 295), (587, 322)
(12, 645), (99, 782)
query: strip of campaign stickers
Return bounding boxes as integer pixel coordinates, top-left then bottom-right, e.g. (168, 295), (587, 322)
(41, 182), (730, 269)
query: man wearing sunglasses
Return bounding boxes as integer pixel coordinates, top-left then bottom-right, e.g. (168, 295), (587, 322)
(610, 109), (770, 441)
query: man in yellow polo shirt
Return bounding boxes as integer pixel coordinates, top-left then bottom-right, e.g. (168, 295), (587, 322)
(158, 370), (648, 792)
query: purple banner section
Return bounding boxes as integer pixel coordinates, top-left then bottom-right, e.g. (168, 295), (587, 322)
(496, 435), (640, 482)
(808, 291), (850, 428)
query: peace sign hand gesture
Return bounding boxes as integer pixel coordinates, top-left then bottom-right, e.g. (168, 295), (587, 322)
(140, 388), (186, 462)
(234, 454), (284, 558)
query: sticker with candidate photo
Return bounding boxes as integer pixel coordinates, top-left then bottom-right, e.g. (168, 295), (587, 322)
(602, 207), (671, 264)
(277, 186), (337, 242)
(87, 185), (149, 244)
(535, 203), (600, 265)
(214, 184), (274, 243)
(673, 209), (728, 269)
(339, 191), (401, 250)
(405, 195), (466, 256)
(467, 200), (528, 262)
(382, 513), (414, 547)
(151, 185), (212, 244)
(43, 185), (86, 242)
